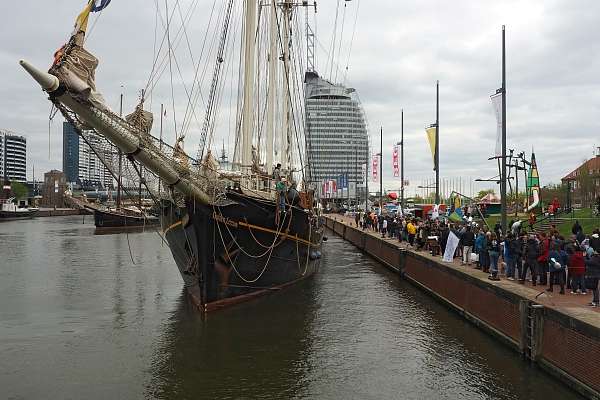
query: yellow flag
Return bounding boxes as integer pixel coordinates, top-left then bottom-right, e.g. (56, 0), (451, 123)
(74, 1), (94, 34)
(426, 126), (437, 166)
(454, 194), (461, 209)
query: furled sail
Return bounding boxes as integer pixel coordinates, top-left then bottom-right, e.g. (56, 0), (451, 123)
(52, 0), (111, 112)
(126, 105), (154, 135)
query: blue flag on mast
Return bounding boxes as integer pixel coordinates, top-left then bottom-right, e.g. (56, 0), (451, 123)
(91, 0), (112, 12)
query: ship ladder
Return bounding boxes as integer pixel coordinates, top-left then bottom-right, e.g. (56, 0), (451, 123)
(524, 303), (544, 361)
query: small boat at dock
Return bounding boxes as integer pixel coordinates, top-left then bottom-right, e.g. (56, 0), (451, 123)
(0, 198), (38, 221)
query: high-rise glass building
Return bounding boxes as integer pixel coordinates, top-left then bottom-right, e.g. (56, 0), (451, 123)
(305, 71), (369, 199)
(0, 130), (27, 183)
(62, 122), (113, 189)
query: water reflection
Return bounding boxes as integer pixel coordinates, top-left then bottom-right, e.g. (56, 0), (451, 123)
(148, 278), (318, 400)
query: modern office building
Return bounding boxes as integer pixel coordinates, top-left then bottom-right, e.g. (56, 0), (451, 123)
(62, 122), (114, 189)
(305, 71), (369, 199)
(0, 130), (27, 183)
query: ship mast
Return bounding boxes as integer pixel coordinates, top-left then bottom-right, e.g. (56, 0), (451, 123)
(241, 0), (257, 174)
(281, 0), (292, 171)
(265, 1), (278, 176)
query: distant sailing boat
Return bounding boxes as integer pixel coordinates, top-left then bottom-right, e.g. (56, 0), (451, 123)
(21, 0), (323, 311)
(92, 100), (160, 232)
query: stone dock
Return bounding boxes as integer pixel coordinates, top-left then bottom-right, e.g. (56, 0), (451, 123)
(325, 215), (600, 400)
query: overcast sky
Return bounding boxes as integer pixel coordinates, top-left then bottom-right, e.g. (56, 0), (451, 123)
(1, 0), (599, 197)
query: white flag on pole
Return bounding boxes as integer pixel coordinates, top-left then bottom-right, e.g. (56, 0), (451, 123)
(442, 231), (460, 262)
(490, 92), (503, 157)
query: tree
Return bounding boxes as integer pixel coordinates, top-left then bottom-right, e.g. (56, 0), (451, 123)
(540, 183), (567, 208)
(477, 189), (495, 200)
(10, 181), (29, 200)
(411, 195), (424, 204)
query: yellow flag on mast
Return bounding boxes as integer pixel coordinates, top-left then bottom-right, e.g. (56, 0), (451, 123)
(73, 1), (94, 35)
(425, 126), (437, 167)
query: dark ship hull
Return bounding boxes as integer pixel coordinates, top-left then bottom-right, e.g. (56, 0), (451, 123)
(94, 208), (159, 231)
(0, 209), (38, 221)
(162, 191), (323, 312)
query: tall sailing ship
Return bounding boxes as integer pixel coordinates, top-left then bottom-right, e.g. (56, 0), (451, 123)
(22, 0), (324, 311)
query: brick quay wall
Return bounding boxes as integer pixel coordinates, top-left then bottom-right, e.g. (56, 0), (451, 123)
(324, 215), (600, 400)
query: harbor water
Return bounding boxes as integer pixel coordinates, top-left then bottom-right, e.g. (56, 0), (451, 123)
(0, 216), (582, 399)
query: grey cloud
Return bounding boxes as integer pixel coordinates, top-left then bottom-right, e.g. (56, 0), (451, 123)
(1, 0), (598, 197)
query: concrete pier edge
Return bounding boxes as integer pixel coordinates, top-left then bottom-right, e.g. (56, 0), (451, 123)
(325, 216), (600, 400)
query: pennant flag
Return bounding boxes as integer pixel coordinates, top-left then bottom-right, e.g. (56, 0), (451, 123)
(526, 152), (541, 211)
(73, 2), (94, 34)
(392, 145), (399, 177)
(490, 92), (503, 157)
(372, 155), (379, 182)
(527, 152), (540, 189)
(426, 126), (437, 170)
(91, 0), (112, 12)
(73, 1), (112, 35)
(448, 210), (463, 222)
(448, 195), (464, 222)
(454, 194), (462, 210)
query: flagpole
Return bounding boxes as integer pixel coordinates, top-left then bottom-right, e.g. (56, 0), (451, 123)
(401, 109), (405, 212)
(365, 155), (368, 211)
(380, 127), (383, 213)
(435, 80), (440, 204)
(501, 25), (507, 235)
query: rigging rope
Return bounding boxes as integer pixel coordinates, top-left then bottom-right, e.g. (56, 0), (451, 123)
(343, 0), (360, 85)
(165, 0), (179, 143)
(327, 0), (341, 81)
(333, 1), (347, 83)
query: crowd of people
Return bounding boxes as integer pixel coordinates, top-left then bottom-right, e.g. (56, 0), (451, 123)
(351, 210), (600, 308)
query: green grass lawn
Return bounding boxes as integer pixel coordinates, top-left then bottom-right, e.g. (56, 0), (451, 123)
(475, 209), (600, 237)
(556, 209), (600, 237)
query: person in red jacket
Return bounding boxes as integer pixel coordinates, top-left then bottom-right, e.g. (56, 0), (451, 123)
(537, 233), (550, 285)
(568, 245), (587, 294)
(552, 197), (560, 214)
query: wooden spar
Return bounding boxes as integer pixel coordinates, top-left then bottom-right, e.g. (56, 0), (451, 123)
(266, 1), (277, 176)
(241, 0), (257, 173)
(20, 60), (212, 206)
